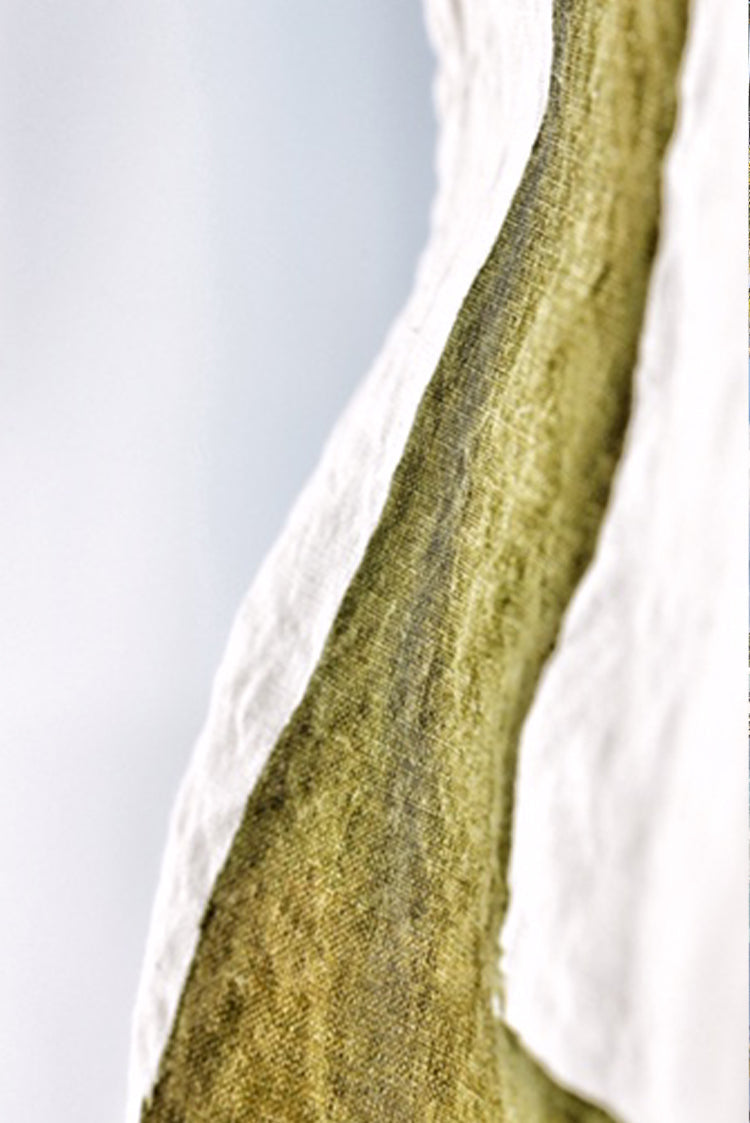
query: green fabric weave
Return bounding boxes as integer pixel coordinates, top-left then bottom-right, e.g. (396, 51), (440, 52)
(142, 1), (687, 1118)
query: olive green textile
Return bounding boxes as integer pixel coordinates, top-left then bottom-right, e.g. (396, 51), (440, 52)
(142, 0), (687, 1118)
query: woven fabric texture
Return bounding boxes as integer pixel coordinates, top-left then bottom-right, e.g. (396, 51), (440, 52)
(140, 0), (687, 1119)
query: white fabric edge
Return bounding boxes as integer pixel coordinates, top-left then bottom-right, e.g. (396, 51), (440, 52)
(126, 3), (553, 1116)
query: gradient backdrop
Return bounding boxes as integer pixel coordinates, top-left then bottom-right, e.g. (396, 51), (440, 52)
(0, 4), (435, 1120)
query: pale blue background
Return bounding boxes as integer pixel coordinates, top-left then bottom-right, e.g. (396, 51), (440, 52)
(0, 4), (435, 1119)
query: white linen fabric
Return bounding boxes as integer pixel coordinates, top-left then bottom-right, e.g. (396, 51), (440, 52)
(127, 1), (743, 1120)
(503, 3), (745, 1120)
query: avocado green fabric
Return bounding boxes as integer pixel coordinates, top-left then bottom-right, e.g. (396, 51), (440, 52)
(141, 0), (687, 1118)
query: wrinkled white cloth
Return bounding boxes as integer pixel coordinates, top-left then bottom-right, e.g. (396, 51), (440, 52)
(503, 3), (745, 1120)
(126, 2), (552, 1116)
(127, 2), (744, 1121)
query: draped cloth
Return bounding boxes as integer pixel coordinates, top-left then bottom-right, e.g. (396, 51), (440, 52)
(127, 0), (743, 1120)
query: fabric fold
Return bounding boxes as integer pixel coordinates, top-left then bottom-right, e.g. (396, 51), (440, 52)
(137, 1), (688, 1118)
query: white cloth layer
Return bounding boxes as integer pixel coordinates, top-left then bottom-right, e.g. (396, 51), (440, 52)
(503, 2), (746, 1120)
(127, 1), (744, 1120)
